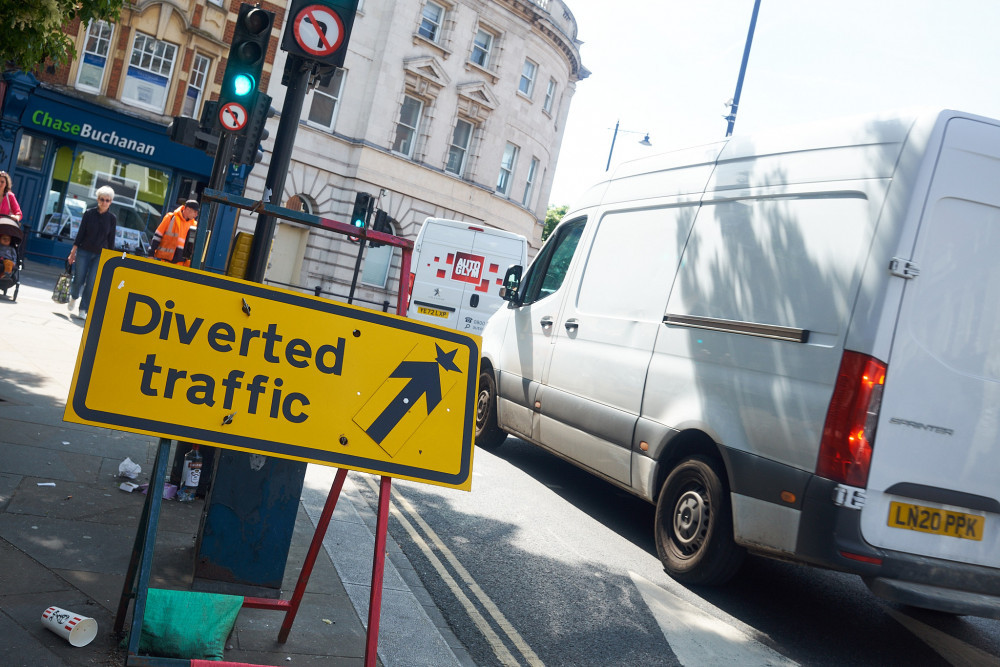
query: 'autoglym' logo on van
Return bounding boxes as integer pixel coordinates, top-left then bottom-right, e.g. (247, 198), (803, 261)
(452, 252), (485, 284)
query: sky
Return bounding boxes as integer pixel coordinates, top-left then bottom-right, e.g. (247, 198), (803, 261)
(548, 0), (1000, 206)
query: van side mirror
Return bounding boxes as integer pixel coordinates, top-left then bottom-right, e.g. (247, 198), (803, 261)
(499, 265), (523, 305)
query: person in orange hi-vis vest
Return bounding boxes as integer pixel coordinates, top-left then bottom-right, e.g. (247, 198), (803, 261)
(150, 199), (199, 266)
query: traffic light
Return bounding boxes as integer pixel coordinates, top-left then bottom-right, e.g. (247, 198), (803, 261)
(232, 93), (275, 165)
(281, 0), (359, 69)
(217, 4), (275, 133)
(350, 192), (373, 241)
(369, 209), (394, 248)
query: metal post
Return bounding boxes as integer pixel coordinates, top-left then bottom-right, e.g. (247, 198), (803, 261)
(347, 237), (365, 304)
(191, 133), (235, 270)
(245, 57), (312, 282)
(605, 120), (620, 171)
(726, 0), (762, 137)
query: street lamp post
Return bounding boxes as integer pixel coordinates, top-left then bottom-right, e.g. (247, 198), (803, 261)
(725, 0), (762, 137)
(606, 120), (652, 171)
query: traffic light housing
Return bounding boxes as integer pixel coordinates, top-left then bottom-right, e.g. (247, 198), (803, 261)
(369, 209), (394, 248)
(281, 0), (359, 69)
(232, 93), (274, 165)
(350, 192), (373, 241)
(217, 4), (275, 133)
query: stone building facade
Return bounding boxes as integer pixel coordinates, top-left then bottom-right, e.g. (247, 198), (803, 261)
(246, 0), (587, 308)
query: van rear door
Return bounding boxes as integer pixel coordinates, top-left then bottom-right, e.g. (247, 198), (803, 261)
(455, 232), (526, 334)
(410, 224), (477, 331)
(410, 221), (526, 334)
(861, 117), (1000, 568)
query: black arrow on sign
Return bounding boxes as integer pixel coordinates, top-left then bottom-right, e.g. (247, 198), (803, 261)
(365, 344), (460, 445)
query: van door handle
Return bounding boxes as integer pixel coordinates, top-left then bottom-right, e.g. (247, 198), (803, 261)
(564, 318), (579, 333)
(540, 316), (554, 329)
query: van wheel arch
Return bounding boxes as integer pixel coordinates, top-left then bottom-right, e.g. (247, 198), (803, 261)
(653, 432), (744, 585)
(475, 361), (507, 450)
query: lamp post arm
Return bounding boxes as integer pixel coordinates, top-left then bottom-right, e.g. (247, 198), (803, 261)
(606, 120), (620, 172)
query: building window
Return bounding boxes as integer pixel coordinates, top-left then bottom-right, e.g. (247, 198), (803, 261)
(306, 68), (346, 130)
(445, 119), (474, 177)
(497, 142), (518, 195)
(76, 20), (114, 93)
(392, 95), (423, 158)
(181, 54), (211, 118)
(122, 32), (178, 113)
(470, 28), (494, 68)
(519, 59), (537, 97)
(522, 157), (539, 207)
(418, 1), (445, 42)
(361, 239), (395, 288)
(543, 78), (556, 114)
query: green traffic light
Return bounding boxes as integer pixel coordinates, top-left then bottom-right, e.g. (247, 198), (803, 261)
(233, 73), (255, 97)
(354, 218), (365, 228)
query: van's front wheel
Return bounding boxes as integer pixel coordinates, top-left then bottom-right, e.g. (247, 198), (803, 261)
(475, 370), (507, 450)
(655, 456), (744, 585)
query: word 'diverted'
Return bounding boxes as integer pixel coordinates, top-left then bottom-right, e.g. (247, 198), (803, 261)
(121, 292), (347, 423)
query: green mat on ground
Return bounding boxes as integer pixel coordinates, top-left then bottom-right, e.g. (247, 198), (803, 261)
(138, 588), (244, 660)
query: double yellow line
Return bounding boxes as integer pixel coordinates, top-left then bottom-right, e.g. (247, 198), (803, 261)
(360, 476), (543, 667)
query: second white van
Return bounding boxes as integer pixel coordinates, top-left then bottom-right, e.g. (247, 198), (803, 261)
(407, 217), (527, 335)
(478, 109), (1000, 618)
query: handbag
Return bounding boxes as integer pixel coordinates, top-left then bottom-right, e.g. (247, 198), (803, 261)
(52, 267), (72, 304)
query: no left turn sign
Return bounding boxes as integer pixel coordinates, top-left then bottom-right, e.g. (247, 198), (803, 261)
(219, 102), (249, 132)
(292, 4), (345, 57)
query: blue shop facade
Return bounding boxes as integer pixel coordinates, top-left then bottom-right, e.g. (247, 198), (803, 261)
(0, 71), (218, 265)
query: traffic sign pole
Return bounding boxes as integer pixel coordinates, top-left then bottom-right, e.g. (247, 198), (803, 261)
(245, 56), (312, 282)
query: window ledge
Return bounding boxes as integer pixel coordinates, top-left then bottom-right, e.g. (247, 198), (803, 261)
(517, 90), (533, 103)
(412, 33), (451, 59)
(464, 61), (499, 85)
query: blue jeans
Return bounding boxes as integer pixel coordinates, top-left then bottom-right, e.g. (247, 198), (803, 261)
(71, 249), (100, 312)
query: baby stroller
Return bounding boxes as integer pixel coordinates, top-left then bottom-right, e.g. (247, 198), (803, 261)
(0, 215), (24, 302)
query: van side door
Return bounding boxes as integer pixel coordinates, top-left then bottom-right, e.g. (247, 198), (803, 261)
(495, 218), (586, 441)
(538, 206), (697, 485)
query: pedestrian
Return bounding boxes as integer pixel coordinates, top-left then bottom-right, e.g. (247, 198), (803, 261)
(150, 199), (199, 266)
(67, 186), (117, 319)
(0, 171), (22, 223)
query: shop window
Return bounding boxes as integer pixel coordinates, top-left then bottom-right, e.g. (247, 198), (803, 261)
(496, 142), (518, 196)
(306, 68), (346, 131)
(391, 95), (423, 158)
(42, 149), (170, 242)
(123, 32), (178, 113)
(445, 119), (474, 177)
(76, 20), (114, 93)
(182, 54), (211, 119)
(16, 134), (49, 171)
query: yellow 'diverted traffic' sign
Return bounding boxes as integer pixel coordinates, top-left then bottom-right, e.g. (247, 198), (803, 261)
(65, 252), (479, 490)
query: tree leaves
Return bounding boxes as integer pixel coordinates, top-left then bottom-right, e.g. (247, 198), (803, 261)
(0, 0), (123, 71)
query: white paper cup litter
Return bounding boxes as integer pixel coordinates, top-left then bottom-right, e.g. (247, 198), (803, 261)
(41, 606), (98, 647)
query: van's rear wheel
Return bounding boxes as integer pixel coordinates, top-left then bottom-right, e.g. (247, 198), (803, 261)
(475, 370), (507, 450)
(655, 456), (744, 585)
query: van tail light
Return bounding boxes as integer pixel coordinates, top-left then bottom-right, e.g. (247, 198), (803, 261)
(816, 351), (887, 487)
(406, 272), (415, 311)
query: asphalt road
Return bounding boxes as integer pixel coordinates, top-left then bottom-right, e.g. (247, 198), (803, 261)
(351, 437), (1000, 666)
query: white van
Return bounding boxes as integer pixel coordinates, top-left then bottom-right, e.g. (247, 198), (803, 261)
(407, 217), (527, 335)
(478, 109), (1000, 618)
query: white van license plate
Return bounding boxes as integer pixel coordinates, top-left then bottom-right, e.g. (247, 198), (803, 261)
(887, 501), (984, 541)
(417, 306), (449, 319)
